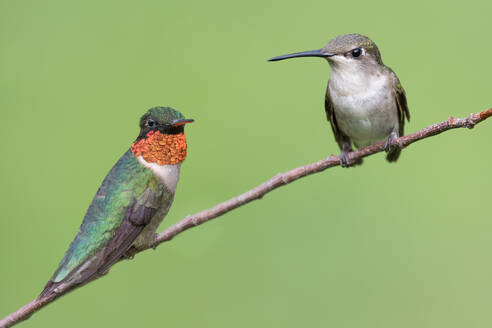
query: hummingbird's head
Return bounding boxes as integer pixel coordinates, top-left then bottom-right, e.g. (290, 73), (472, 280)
(268, 33), (383, 71)
(322, 34), (382, 70)
(131, 107), (194, 165)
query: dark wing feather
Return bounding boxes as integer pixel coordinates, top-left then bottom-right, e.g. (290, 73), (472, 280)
(389, 68), (410, 136)
(95, 194), (159, 276)
(384, 68), (410, 162)
(325, 85), (351, 150)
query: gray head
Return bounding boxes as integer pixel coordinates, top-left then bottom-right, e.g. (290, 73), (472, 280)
(268, 34), (383, 69)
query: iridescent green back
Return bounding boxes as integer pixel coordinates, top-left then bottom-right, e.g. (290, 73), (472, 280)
(51, 150), (159, 282)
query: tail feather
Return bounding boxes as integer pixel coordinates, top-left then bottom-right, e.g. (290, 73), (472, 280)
(38, 278), (85, 300)
(38, 256), (111, 300)
(38, 280), (60, 299)
(386, 147), (401, 162)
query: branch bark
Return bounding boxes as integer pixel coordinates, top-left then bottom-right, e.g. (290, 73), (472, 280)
(1, 108), (491, 328)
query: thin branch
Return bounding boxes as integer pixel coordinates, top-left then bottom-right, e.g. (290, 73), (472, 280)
(1, 108), (491, 328)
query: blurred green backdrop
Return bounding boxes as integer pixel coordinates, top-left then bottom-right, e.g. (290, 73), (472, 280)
(1, 0), (491, 327)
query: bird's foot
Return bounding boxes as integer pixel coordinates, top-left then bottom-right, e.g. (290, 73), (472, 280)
(151, 233), (160, 250)
(339, 149), (363, 168)
(384, 133), (400, 153)
(123, 246), (138, 260)
(384, 132), (402, 162)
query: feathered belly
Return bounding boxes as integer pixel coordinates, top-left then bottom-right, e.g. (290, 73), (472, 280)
(132, 191), (175, 250)
(333, 93), (398, 148)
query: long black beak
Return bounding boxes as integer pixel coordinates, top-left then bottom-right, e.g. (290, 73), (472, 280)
(268, 49), (334, 62)
(171, 118), (194, 126)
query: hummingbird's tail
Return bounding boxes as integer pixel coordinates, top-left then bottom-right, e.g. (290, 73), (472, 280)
(385, 147), (401, 162)
(38, 278), (87, 300)
(38, 280), (64, 300)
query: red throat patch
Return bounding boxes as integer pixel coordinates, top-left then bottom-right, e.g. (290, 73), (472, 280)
(131, 130), (187, 165)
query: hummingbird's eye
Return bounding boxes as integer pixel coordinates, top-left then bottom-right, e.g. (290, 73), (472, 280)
(351, 48), (362, 58)
(147, 118), (155, 127)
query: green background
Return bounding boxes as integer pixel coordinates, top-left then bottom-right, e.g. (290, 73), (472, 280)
(1, 0), (491, 327)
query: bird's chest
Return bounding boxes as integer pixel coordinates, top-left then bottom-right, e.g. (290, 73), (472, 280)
(137, 156), (181, 193)
(329, 73), (397, 146)
(133, 157), (181, 248)
(136, 157), (181, 231)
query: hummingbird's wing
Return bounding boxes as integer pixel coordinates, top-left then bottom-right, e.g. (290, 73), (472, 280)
(39, 150), (165, 298)
(324, 85), (351, 149)
(388, 68), (410, 136)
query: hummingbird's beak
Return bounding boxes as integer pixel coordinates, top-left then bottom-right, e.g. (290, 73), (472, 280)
(268, 49), (334, 62)
(170, 118), (194, 126)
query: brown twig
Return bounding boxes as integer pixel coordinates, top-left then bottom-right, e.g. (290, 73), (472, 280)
(1, 108), (491, 328)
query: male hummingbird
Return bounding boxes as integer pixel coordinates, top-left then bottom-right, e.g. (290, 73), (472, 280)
(269, 34), (410, 166)
(39, 106), (194, 298)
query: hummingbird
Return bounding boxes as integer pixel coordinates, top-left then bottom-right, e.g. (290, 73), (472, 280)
(39, 106), (194, 298)
(268, 34), (410, 166)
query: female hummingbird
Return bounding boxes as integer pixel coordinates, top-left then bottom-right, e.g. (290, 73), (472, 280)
(39, 106), (193, 298)
(269, 34), (410, 166)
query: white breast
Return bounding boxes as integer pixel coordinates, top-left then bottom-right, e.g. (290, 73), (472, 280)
(329, 70), (398, 147)
(137, 156), (181, 193)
